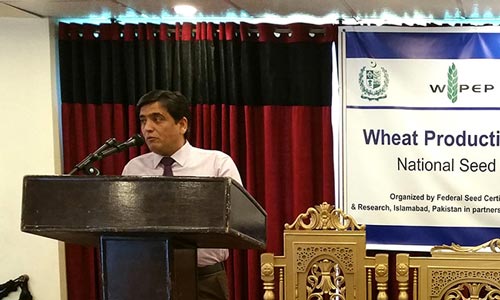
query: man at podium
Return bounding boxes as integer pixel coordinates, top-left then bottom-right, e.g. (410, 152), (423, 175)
(122, 89), (242, 300)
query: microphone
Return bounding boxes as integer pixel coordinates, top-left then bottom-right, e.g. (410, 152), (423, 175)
(98, 134), (145, 158)
(68, 134), (144, 175)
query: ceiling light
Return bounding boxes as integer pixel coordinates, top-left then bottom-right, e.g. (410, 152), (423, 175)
(173, 4), (197, 17)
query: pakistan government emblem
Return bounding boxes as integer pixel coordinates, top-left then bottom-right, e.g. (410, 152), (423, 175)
(359, 61), (389, 101)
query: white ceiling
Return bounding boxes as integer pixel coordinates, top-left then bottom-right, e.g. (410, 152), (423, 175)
(1, 0), (500, 24)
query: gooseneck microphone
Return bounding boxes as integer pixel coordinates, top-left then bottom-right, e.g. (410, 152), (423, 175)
(68, 134), (144, 175)
(98, 134), (145, 158)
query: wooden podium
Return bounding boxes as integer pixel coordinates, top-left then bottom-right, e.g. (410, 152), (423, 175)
(21, 175), (266, 300)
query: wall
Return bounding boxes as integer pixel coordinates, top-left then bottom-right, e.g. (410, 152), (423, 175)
(0, 18), (66, 300)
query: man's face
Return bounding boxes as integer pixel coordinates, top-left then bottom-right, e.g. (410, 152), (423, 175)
(139, 101), (187, 156)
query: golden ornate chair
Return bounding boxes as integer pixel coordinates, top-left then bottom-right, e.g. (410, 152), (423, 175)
(260, 202), (389, 300)
(396, 238), (500, 300)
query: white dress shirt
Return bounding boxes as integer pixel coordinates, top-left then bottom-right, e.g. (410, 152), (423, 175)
(122, 141), (242, 267)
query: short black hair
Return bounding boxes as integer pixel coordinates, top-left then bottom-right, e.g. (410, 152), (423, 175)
(137, 89), (191, 137)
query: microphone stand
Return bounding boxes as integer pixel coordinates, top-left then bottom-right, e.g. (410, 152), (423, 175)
(68, 138), (118, 175)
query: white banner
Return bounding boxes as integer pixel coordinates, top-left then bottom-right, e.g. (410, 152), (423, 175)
(339, 27), (500, 247)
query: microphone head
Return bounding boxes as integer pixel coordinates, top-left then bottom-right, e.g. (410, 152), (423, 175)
(106, 137), (119, 146)
(129, 134), (145, 147)
(115, 134), (145, 151)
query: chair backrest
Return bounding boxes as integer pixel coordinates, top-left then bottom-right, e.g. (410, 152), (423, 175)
(396, 238), (500, 300)
(260, 202), (389, 300)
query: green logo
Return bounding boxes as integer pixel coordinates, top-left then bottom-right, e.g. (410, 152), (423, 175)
(430, 63), (494, 100)
(447, 63), (458, 103)
(359, 61), (389, 101)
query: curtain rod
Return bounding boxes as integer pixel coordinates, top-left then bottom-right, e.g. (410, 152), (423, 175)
(247, 28), (326, 34)
(73, 24), (326, 35)
(157, 27), (326, 34)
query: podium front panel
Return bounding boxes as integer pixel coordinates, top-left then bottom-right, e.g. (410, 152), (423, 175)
(22, 175), (266, 249)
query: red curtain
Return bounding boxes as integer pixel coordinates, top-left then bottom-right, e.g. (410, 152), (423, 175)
(59, 21), (337, 300)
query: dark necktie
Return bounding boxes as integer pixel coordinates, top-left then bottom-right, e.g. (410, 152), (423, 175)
(161, 157), (175, 176)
